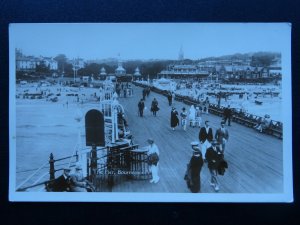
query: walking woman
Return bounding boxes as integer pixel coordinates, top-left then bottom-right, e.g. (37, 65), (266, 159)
(195, 106), (202, 128)
(151, 98), (159, 116)
(180, 107), (188, 131)
(147, 138), (160, 184)
(184, 142), (204, 193)
(170, 107), (179, 130)
(188, 105), (196, 127)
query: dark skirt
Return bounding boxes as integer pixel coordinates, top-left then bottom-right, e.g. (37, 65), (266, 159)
(171, 113), (179, 127)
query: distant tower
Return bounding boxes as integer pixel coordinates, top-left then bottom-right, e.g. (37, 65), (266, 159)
(100, 67), (107, 76)
(134, 67), (141, 77)
(115, 54), (126, 76)
(178, 45), (184, 61)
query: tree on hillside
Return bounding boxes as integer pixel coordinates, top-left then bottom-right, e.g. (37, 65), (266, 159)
(251, 53), (275, 67)
(63, 63), (74, 77)
(36, 61), (50, 74)
(54, 54), (68, 73)
(78, 63), (101, 77)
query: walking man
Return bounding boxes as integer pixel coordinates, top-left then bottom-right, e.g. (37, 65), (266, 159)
(138, 99), (145, 117)
(167, 91), (172, 106)
(204, 97), (210, 114)
(199, 120), (213, 160)
(215, 121), (229, 154)
(142, 88), (147, 100)
(223, 105), (232, 126)
(205, 140), (222, 192)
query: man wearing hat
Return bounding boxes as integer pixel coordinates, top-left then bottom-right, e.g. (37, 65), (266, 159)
(69, 165), (88, 192)
(51, 168), (71, 192)
(205, 140), (222, 192)
(184, 142), (204, 193)
(147, 138), (160, 183)
(215, 121), (229, 154)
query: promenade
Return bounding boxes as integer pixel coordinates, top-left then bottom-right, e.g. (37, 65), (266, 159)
(113, 84), (283, 193)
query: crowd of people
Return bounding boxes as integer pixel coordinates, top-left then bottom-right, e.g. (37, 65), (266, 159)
(116, 82), (133, 98)
(184, 138), (228, 193)
(134, 86), (231, 192)
(138, 111), (229, 193)
(50, 84), (231, 193)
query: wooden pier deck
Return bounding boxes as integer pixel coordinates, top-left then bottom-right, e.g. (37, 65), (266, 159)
(112, 85), (283, 193)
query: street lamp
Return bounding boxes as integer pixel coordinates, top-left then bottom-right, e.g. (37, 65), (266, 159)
(73, 58), (79, 83)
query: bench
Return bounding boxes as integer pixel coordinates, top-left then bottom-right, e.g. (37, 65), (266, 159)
(232, 114), (261, 128)
(264, 121), (283, 139)
(183, 98), (198, 106)
(175, 94), (185, 102)
(208, 104), (225, 117)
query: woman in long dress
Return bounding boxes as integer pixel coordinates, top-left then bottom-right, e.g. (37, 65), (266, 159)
(147, 138), (160, 184)
(195, 106), (202, 128)
(185, 142), (204, 193)
(180, 107), (188, 131)
(170, 107), (179, 130)
(188, 105), (196, 127)
(151, 98), (159, 116)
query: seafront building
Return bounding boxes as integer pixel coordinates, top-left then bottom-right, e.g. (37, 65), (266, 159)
(16, 49), (58, 72)
(158, 47), (281, 81)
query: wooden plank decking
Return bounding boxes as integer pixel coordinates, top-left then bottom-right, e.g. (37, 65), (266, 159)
(110, 85), (283, 193)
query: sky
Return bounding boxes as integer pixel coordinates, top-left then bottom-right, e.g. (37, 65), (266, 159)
(10, 23), (291, 60)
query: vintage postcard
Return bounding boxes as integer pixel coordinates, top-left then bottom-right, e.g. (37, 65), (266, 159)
(9, 23), (292, 202)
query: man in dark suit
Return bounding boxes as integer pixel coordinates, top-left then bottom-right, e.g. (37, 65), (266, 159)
(223, 105), (232, 126)
(199, 120), (213, 160)
(51, 168), (71, 192)
(205, 140), (222, 192)
(138, 99), (145, 117)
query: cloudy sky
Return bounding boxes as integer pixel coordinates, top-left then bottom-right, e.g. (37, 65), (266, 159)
(10, 23), (290, 60)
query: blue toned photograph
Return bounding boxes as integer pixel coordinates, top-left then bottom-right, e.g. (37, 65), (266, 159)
(9, 23), (292, 202)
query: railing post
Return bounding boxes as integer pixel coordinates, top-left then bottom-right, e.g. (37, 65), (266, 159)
(90, 145), (97, 177)
(87, 156), (90, 179)
(75, 151), (79, 162)
(49, 153), (55, 180)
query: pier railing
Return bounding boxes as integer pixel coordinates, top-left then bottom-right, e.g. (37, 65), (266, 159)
(16, 151), (80, 192)
(133, 81), (283, 139)
(16, 141), (152, 192)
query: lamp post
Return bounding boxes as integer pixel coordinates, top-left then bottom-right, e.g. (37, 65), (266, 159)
(73, 58), (79, 83)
